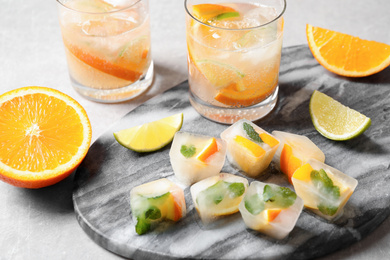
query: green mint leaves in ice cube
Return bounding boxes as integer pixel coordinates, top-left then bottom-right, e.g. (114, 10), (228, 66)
(263, 185), (297, 208)
(197, 180), (245, 206)
(180, 144), (196, 158)
(243, 122), (263, 143)
(245, 193), (265, 215)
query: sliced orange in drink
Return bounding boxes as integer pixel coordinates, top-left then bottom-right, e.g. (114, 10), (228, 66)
(0, 87), (92, 188)
(259, 133), (279, 148)
(192, 4), (239, 23)
(233, 135), (265, 157)
(265, 209), (282, 223)
(64, 40), (143, 82)
(306, 24), (390, 77)
(196, 137), (219, 162)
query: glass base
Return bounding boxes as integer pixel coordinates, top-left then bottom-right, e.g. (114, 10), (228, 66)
(189, 86), (278, 124)
(70, 62), (154, 103)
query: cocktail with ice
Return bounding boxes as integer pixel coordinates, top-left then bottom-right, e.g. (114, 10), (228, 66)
(57, 0), (153, 102)
(185, 0), (286, 123)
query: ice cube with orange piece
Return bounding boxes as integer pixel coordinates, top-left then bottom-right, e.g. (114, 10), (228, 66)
(272, 131), (325, 183)
(292, 159), (358, 221)
(238, 181), (303, 239)
(169, 132), (227, 186)
(190, 173), (248, 225)
(130, 178), (186, 235)
(220, 119), (280, 177)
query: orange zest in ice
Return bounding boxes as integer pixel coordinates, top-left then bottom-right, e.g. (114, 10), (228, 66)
(259, 133), (279, 148)
(233, 135), (265, 157)
(196, 137), (219, 162)
(192, 4), (238, 23)
(292, 163), (313, 182)
(265, 209), (282, 222)
(0, 87), (92, 189)
(306, 24), (390, 77)
(167, 191), (185, 221)
(65, 41), (142, 82)
(215, 83), (271, 107)
(280, 144), (302, 183)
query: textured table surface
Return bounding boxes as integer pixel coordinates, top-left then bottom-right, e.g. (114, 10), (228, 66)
(1, 0), (390, 259)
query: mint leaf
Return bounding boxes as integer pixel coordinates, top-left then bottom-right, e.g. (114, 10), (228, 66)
(145, 206), (161, 220)
(243, 122), (263, 143)
(245, 193), (265, 215)
(180, 144), (196, 158)
(318, 204), (339, 216)
(228, 182), (245, 197)
(135, 217), (151, 235)
(263, 185), (296, 208)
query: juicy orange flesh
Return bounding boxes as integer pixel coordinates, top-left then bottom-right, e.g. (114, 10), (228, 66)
(280, 144), (302, 182)
(233, 135), (265, 157)
(292, 163), (313, 182)
(192, 4), (237, 22)
(0, 93), (84, 172)
(307, 24), (390, 76)
(259, 132), (279, 148)
(197, 137), (219, 162)
(266, 209), (282, 222)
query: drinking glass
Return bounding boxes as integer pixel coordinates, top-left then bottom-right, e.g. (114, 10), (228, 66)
(57, 0), (153, 103)
(185, 0), (286, 123)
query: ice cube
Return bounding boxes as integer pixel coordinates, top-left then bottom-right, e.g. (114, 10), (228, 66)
(190, 173), (249, 224)
(221, 119), (280, 177)
(239, 181), (303, 239)
(291, 159), (358, 221)
(169, 132), (227, 186)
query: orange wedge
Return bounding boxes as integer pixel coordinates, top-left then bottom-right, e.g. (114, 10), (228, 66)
(215, 83), (273, 107)
(280, 144), (302, 183)
(64, 41), (143, 82)
(265, 209), (282, 222)
(0, 87), (92, 188)
(192, 4), (238, 23)
(292, 163), (313, 182)
(259, 133), (279, 148)
(196, 137), (219, 162)
(306, 24), (390, 77)
(233, 135), (265, 157)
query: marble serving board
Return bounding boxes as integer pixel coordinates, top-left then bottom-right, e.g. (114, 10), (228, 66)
(73, 45), (390, 260)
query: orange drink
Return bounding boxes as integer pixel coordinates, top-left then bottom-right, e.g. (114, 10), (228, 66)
(185, 0), (286, 123)
(57, 0), (153, 102)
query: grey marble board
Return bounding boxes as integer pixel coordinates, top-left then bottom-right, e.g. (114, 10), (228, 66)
(73, 45), (390, 260)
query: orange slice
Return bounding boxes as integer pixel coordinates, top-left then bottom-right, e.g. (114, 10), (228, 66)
(259, 133), (279, 148)
(233, 135), (265, 157)
(196, 137), (219, 162)
(265, 209), (282, 222)
(280, 144), (302, 183)
(292, 163), (313, 182)
(192, 4), (238, 23)
(64, 41), (143, 82)
(306, 24), (390, 77)
(215, 83), (272, 107)
(0, 87), (92, 188)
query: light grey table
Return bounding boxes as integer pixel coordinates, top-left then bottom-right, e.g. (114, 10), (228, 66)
(1, 0), (389, 259)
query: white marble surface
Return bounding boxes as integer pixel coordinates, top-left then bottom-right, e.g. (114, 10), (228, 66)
(1, 0), (390, 259)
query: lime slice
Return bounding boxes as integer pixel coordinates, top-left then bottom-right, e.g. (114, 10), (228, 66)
(309, 90), (371, 141)
(114, 113), (183, 152)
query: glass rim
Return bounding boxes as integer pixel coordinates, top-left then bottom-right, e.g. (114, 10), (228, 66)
(184, 0), (287, 31)
(56, 0), (144, 14)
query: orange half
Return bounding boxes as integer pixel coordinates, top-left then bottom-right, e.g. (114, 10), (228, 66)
(307, 24), (390, 77)
(0, 87), (92, 188)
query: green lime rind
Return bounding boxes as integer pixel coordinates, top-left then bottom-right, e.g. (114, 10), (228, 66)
(113, 113), (183, 153)
(215, 11), (240, 20)
(309, 90), (371, 141)
(195, 59), (246, 78)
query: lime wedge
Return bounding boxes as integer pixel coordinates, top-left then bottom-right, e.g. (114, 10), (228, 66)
(309, 90), (371, 141)
(114, 113), (183, 152)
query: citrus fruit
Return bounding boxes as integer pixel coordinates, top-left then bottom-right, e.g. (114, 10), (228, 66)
(192, 4), (239, 23)
(306, 24), (390, 77)
(196, 137), (219, 163)
(265, 209), (282, 223)
(114, 113), (183, 152)
(0, 87), (92, 189)
(309, 90), (371, 141)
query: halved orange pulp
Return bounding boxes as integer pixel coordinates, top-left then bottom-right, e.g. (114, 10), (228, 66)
(306, 24), (390, 77)
(196, 137), (219, 162)
(265, 209), (282, 222)
(0, 87), (92, 188)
